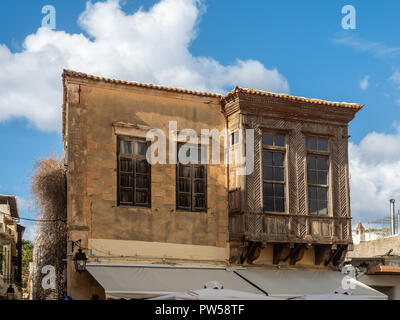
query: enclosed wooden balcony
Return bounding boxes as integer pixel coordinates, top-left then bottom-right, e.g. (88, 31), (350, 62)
(228, 188), (352, 245)
(229, 212), (352, 245)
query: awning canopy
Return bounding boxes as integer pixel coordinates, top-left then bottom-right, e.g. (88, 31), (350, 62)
(86, 263), (264, 299)
(235, 269), (387, 300)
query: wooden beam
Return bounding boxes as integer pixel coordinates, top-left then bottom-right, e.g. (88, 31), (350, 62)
(247, 243), (262, 264)
(273, 243), (290, 265)
(315, 245), (331, 266)
(289, 244), (307, 265)
(331, 245), (347, 266)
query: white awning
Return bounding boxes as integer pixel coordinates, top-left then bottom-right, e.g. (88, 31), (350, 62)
(86, 263), (265, 299)
(235, 269), (387, 300)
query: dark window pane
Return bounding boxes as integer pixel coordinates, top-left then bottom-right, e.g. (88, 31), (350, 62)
(275, 184), (284, 197)
(120, 158), (133, 172)
(275, 199), (285, 212)
(317, 187), (327, 201)
(178, 193), (190, 208)
(274, 135), (285, 147)
(308, 186), (317, 200)
(120, 189), (133, 203)
(307, 156), (316, 170)
(136, 142), (147, 156)
(194, 180), (205, 193)
(319, 201), (328, 214)
(263, 183), (274, 197)
(178, 180), (190, 192)
(120, 174), (133, 187)
(120, 140), (133, 154)
(307, 170), (317, 184)
(273, 152), (284, 166)
(307, 137), (317, 150)
(179, 166), (191, 178)
(263, 134), (273, 146)
(194, 195), (205, 208)
(193, 166), (205, 178)
(136, 160), (148, 174)
(318, 138), (328, 151)
(263, 151), (273, 165)
(136, 175), (148, 188)
(263, 166), (273, 180)
(136, 190), (148, 204)
(264, 197), (274, 211)
(317, 157), (328, 170)
(317, 171), (328, 185)
(309, 200), (318, 214)
(274, 167), (284, 181)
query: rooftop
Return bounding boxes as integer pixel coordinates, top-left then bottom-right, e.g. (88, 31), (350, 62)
(0, 195), (19, 219)
(62, 69), (363, 110)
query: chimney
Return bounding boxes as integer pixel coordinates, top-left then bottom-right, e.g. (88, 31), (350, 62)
(390, 199), (396, 235)
(398, 209), (400, 235)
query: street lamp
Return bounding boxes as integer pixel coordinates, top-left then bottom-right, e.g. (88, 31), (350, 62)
(71, 240), (87, 272)
(6, 285), (15, 300)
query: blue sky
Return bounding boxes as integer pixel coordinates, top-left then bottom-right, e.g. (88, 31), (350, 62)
(1, 0), (400, 239)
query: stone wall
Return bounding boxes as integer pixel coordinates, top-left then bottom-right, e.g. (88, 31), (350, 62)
(348, 235), (400, 258)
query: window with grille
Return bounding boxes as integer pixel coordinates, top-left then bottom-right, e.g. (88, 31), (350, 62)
(176, 144), (207, 211)
(306, 136), (329, 215)
(262, 133), (286, 212)
(117, 137), (151, 207)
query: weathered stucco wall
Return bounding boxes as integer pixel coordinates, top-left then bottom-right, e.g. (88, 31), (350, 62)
(65, 79), (228, 299)
(348, 235), (400, 258)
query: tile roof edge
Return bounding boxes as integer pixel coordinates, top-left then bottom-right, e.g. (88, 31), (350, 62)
(225, 86), (363, 110)
(62, 70), (363, 109)
(62, 69), (222, 98)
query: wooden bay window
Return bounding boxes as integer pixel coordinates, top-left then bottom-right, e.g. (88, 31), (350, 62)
(176, 144), (207, 212)
(117, 137), (151, 207)
(306, 136), (329, 215)
(262, 133), (286, 212)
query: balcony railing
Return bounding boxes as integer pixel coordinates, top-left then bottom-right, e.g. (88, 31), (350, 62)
(229, 212), (352, 244)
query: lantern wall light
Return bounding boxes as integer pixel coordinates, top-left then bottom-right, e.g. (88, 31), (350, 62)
(71, 239), (88, 273)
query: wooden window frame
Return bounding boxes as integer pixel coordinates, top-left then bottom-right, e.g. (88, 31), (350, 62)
(117, 136), (151, 207)
(176, 143), (207, 212)
(262, 133), (287, 213)
(306, 135), (330, 215)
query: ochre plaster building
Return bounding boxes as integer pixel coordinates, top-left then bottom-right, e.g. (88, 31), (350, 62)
(62, 70), (366, 299)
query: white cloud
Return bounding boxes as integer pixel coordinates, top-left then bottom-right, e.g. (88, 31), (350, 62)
(16, 196), (34, 211)
(333, 35), (400, 57)
(389, 69), (400, 89)
(0, 0), (289, 132)
(349, 127), (400, 224)
(359, 75), (369, 91)
(23, 224), (38, 242)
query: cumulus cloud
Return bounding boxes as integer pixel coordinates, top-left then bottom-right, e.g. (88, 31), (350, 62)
(389, 69), (400, 90)
(359, 75), (369, 91)
(349, 127), (400, 224)
(0, 0), (289, 132)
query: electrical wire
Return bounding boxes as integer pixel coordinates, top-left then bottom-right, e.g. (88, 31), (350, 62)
(1, 210), (66, 223)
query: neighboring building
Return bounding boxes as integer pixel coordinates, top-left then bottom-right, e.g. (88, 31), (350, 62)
(352, 222), (379, 244)
(62, 70), (384, 300)
(347, 225), (400, 299)
(347, 253), (400, 300)
(0, 195), (25, 299)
